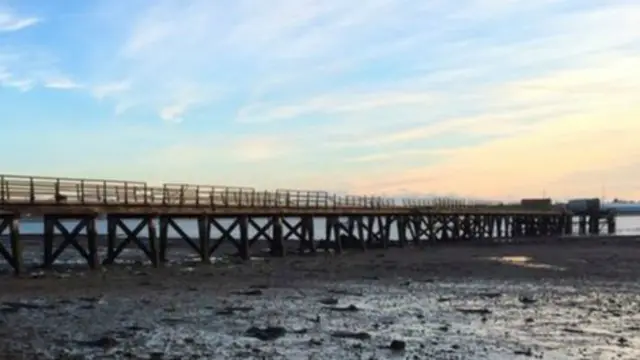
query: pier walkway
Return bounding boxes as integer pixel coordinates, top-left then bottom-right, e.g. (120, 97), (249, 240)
(0, 174), (569, 275)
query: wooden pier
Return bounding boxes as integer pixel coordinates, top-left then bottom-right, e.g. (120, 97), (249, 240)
(0, 174), (570, 275)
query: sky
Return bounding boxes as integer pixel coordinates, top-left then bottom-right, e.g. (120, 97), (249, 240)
(1, 0), (640, 201)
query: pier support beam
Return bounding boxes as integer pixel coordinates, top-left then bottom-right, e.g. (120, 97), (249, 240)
(0, 209), (574, 274)
(300, 215), (317, 254)
(325, 216), (343, 254)
(102, 215), (159, 267)
(208, 217), (240, 258)
(578, 216), (587, 235)
(42, 215), (99, 270)
(0, 215), (22, 275)
(158, 216), (210, 264)
(270, 215), (285, 256)
(606, 212), (616, 235)
(238, 215), (250, 260)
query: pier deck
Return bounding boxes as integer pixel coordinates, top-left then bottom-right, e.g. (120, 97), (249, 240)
(0, 174), (570, 275)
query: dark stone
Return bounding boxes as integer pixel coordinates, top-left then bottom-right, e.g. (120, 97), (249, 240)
(514, 348), (533, 356)
(233, 289), (263, 296)
(76, 336), (118, 348)
(618, 337), (629, 347)
(518, 295), (537, 305)
(124, 325), (147, 333)
(245, 326), (287, 341)
(456, 307), (492, 315)
(326, 304), (359, 312)
(319, 297), (339, 305)
(331, 331), (371, 340)
(389, 340), (406, 351)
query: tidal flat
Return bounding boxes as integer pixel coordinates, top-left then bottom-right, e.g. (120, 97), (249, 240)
(1, 239), (640, 359)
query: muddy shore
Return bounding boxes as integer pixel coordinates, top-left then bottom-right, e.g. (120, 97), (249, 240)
(1, 237), (640, 359)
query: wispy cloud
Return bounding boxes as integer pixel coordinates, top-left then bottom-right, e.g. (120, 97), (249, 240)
(92, 80), (130, 100)
(0, 10), (40, 32)
(0, 67), (32, 91)
(43, 76), (82, 90)
(0, 7), (79, 93)
(237, 90), (435, 124)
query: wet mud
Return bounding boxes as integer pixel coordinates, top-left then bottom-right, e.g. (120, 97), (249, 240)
(1, 238), (640, 359)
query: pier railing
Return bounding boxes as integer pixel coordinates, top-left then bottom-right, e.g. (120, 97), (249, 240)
(0, 174), (556, 211)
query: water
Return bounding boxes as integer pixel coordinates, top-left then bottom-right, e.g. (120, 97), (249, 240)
(14, 216), (640, 238)
(610, 216), (640, 235)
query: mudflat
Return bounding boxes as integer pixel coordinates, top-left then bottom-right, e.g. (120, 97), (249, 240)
(1, 237), (639, 359)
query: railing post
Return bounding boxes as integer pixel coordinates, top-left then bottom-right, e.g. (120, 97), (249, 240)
(54, 179), (60, 203)
(195, 186), (200, 207)
(124, 182), (129, 204)
(80, 180), (86, 204)
(144, 184), (148, 205)
(29, 177), (35, 203)
(103, 181), (107, 204)
(0, 175), (4, 203)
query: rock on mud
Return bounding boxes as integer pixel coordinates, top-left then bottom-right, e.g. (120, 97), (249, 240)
(76, 336), (118, 348)
(456, 307), (492, 315)
(326, 304), (360, 312)
(319, 297), (339, 305)
(331, 331), (372, 340)
(233, 289), (264, 296)
(245, 326), (287, 341)
(389, 340), (406, 351)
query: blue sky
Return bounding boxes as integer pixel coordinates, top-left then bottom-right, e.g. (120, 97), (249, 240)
(1, 0), (640, 200)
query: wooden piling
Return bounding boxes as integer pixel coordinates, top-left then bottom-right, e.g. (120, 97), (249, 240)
(9, 217), (22, 275)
